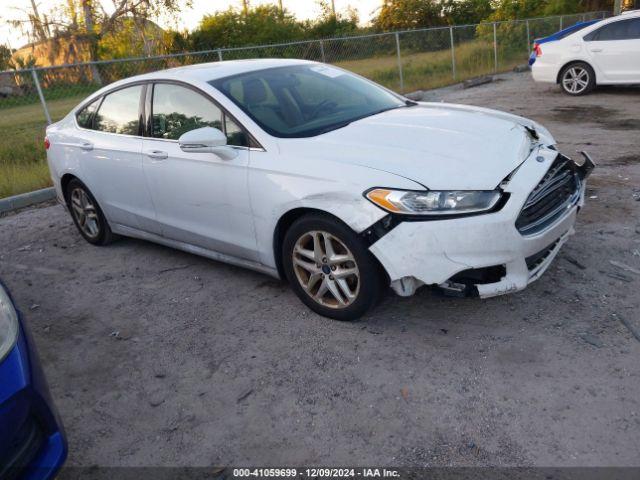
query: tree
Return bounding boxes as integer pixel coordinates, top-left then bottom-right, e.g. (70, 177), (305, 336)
(8, 54), (38, 70)
(373, 0), (444, 31)
(29, 0), (50, 41)
(8, 0), (189, 81)
(0, 45), (13, 71)
(543, 0), (614, 14)
(487, 0), (543, 21)
(190, 5), (304, 50)
(98, 17), (167, 58)
(441, 0), (494, 25)
(83, 0), (189, 82)
(304, 1), (360, 38)
(488, 0), (613, 21)
(79, 0), (102, 83)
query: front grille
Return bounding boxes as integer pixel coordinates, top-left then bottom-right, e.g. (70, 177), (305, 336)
(0, 415), (45, 480)
(526, 239), (560, 272)
(516, 155), (580, 235)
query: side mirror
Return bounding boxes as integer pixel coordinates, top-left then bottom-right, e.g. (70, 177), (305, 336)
(178, 127), (237, 160)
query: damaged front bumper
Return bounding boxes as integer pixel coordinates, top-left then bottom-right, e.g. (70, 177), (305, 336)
(369, 148), (594, 298)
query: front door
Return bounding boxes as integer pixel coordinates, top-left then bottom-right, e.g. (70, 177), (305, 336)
(141, 82), (258, 261)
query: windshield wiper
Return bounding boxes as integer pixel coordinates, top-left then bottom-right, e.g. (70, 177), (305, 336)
(313, 120), (354, 136)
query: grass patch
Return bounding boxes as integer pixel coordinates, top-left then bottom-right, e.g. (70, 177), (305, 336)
(0, 95), (84, 198)
(0, 39), (527, 199)
(335, 40), (522, 92)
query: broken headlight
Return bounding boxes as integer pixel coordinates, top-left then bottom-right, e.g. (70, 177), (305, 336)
(365, 189), (502, 216)
(0, 284), (19, 363)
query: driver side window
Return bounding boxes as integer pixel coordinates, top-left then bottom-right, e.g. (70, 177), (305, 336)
(151, 83), (251, 147)
(152, 84), (222, 140)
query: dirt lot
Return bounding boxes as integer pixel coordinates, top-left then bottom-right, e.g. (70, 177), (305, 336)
(1, 71), (639, 468)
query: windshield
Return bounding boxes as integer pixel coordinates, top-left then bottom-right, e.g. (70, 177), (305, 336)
(209, 64), (406, 138)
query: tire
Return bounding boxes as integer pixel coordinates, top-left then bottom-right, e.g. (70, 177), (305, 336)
(559, 62), (595, 96)
(65, 179), (115, 246)
(282, 213), (383, 321)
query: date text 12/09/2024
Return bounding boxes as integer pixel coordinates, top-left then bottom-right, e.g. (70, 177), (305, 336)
(232, 468), (401, 478)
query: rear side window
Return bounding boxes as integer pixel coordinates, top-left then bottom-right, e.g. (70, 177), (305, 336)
(94, 85), (143, 135)
(152, 83), (223, 140)
(585, 18), (640, 41)
(629, 19), (640, 39)
(76, 98), (100, 128)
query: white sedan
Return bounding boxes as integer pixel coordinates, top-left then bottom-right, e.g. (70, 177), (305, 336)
(531, 10), (640, 95)
(46, 59), (594, 320)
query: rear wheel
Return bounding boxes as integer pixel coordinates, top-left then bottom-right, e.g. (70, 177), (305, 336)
(282, 214), (383, 321)
(65, 179), (115, 245)
(559, 62), (595, 96)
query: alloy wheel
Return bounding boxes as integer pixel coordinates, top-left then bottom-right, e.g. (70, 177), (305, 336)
(292, 230), (360, 309)
(562, 67), (589, 94)
(70, 187), (100, 239)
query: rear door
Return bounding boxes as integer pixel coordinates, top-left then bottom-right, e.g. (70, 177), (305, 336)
(73, 84), (159, 234)
(141, 82), (258, 260)
(585, 18), (640, 82)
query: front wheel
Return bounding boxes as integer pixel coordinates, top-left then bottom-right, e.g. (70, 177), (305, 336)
(282, 214), (383, 321)
(559, 62), (595, 96)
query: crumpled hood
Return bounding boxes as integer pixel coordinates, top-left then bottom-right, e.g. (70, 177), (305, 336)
(282, 103), (555, 190)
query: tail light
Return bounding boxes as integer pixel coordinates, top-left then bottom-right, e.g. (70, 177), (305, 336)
(534, 43), (542, 57)
(44, 137), (50, 150)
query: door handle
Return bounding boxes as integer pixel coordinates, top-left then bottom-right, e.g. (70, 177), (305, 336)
(145, 150), (168, 160)
(79, 142), (93, 151)
(590, 48), (603, 53)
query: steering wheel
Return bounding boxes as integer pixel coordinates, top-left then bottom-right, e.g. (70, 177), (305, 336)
(309, 99), (338, 119)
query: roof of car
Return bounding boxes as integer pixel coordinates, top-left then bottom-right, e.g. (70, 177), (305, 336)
(72, 58), (319, 114)
(129, 58), (315, 84)
(560, 11), (640, 39)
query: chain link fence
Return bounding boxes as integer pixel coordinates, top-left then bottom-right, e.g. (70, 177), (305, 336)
(0, 11), (608, 198)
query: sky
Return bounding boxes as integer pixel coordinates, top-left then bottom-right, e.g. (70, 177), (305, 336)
(0, 0), (383, 49)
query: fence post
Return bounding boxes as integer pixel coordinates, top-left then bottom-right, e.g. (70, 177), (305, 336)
(582, 13), (586, 22)
(31, 68), (52, 125)
(394, 32), (404, 93)
(217, 49), (223, 61)
(493, 22), (498, 73)
(319, 40), (326, 63)
(449, 26), (456, 80)
(559, 15), (563, 30)
(526, 20), (530, 53)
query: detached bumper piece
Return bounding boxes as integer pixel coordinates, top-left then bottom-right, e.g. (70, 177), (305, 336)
(526, 239), (561, 271)
(439, 265), (507, 297)
(577, 151), (596, 179)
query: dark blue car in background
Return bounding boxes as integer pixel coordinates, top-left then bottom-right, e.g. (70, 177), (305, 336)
(0, 282), (67, 480)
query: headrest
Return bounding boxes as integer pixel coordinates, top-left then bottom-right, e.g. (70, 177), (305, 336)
(242, 78), (267, 105)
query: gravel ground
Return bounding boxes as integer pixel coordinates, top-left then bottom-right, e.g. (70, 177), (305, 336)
(1, 71), (639, 468)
